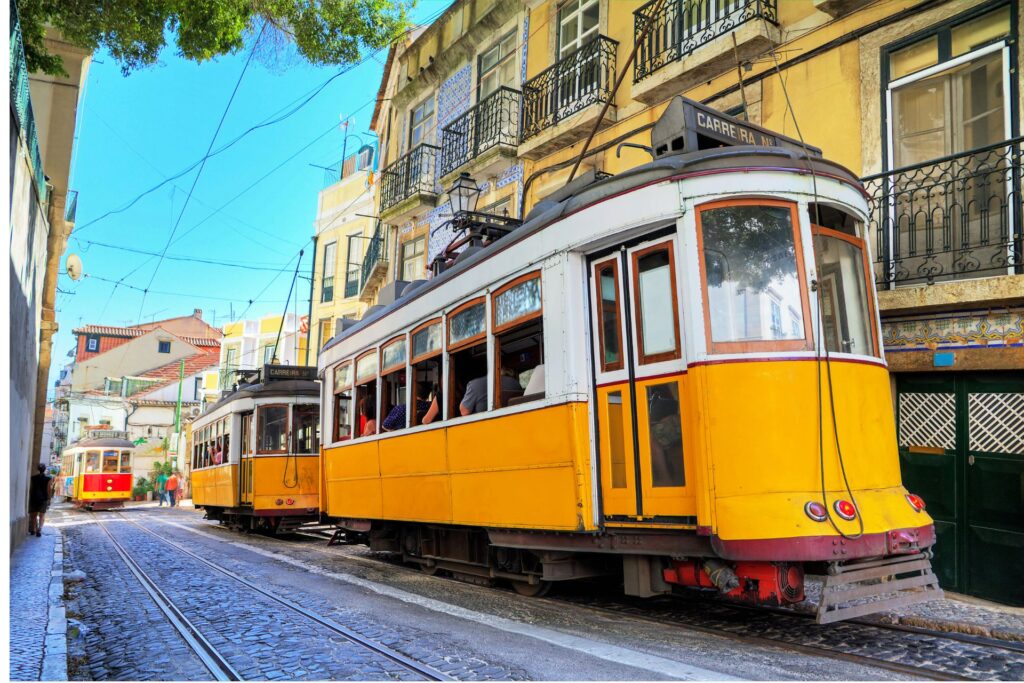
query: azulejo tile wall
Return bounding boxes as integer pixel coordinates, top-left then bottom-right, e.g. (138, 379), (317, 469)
(883, 308), (1024, 353)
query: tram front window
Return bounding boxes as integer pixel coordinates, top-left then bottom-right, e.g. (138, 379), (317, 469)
(293, 405), (319, 454)
(813, 230), (875, 356)
(700, 203), (808, 351)
(102, 450), (119, 473)
(85, 451), (100, 473)
(257, 405), (288, 452)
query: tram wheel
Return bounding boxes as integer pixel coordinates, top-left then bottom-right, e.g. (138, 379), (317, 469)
(510, 579), (551, 597)
(419, 563), (440, 576)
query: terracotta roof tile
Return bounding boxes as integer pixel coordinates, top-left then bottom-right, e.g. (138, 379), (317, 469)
(71, 324), (220, 348)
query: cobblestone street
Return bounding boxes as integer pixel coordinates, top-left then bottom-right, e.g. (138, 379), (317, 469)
(6, 502), (1011, 681)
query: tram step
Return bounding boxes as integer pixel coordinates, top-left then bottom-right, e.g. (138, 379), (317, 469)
(815, 552), (943, 624)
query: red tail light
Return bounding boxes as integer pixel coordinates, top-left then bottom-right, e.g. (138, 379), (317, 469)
(906, 493), (926, 512)
(804, 501), (827, 522)
(285, 498), (295, 505)
(834, 499), (857, 520)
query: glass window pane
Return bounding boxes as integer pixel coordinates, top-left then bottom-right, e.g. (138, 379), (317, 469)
(890, 36), (938, 80)
(607, 391), (626, 488)
(597, 264), (621, 369)
(560, 21), (578, 50)
(481, 45), (499, 72)
(501, 33), (516, 57)
(636, 250), (678, 358)
(495, 277), (541, 328)
(952, 6), (1010, 56)
(702, 205), (805, 345)
(814, 234), (874, 356)
(356, 351), (378, 381)
(954, 52), (1004, 151)
(334, 363), (351, 389)
(558, 0), (580, 22)
(646, 383), (685, 487)
(450, 303), (486, 344)
(383, 339), (407, 370)
(892, 73), (949, 166)
(259, 406), (288, 452)
(120, 451), (132, 474)
(582, 1), (599, 33)
(412, 323), (442, 358)
(102, 450), (119, 473)
(86, 451), (99, 472)
(292, 405), (319, 454)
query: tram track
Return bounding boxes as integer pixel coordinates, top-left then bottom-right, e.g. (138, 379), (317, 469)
(97, 513), (452, 681)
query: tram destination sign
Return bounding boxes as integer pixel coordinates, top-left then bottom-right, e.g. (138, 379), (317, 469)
(263, 364), (317, 382)
(652, 96), (822, 158)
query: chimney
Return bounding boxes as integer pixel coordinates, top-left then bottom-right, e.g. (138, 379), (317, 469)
(193, 309), (203, 319)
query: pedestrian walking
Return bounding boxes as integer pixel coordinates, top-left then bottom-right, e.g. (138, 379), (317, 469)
(27, 464), (54, 537)
(165, 471), (180, 507)
(154, 469), (168, 506)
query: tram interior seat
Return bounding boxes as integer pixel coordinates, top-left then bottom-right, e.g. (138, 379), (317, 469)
(497, 320), (544, 408)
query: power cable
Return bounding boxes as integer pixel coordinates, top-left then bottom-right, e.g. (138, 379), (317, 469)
(74, 240), (296, 271)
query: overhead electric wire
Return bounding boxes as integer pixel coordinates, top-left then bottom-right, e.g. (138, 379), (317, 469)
(74, 240), (296, 270)
(82, 273), (293, 304)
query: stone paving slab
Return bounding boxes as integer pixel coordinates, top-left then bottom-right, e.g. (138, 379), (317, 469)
(10, 527), (66, 681)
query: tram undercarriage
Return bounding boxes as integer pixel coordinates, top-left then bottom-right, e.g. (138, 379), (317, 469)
(203, 506), (319, 535)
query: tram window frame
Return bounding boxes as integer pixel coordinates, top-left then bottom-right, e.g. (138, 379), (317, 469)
(410, 318), (443, 427)
(256, 404), (289, 454)
(292, 404), (320, 454)
(380, 335), (409, 432)
(85, 451), (100, 473)
(447, 297), (489, 418)
(354, 349), (379, 438)
(241, 412), (253, 454)
(120, 450), (132, 474)
(332, 362), (353, 441)
(630, 244), (682, 365)
(102, 450), (119, 473)
(810, 221), (880, 358)
(492, 272), (545, 408)
(695, 198), (814, 355)
(594, 259), (624, 373)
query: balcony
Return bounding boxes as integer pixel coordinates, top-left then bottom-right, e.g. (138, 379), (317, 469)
(867, 138), (1023, 293)
(321, 275), (334, 303)
(439, 87), (521, 182)
(519, 36), (618, 160)
(379, 143), (440, 223)
(344, 266), (360, 298)
(631, 0), (779, 105)
(358, 223), (389, 303)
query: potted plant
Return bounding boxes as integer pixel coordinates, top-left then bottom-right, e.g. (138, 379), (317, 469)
(132, 477), (152, 502)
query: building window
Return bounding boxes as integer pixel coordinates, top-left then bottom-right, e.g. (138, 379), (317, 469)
(322, 242), (336, 303)
(479, 32), (518, 99)
(558, 0), (599, 59)
(320, 319), (333, 349)
(86, 335), (100, 352)
(401, 237), (426, 282)
(158, 340), (171, 353)
(225, 347), (238, 369)
(194, 376), (203, 400)
(263, 345), (275, 364)
(345, 233), (362, 297)
(410, 97), (434, 147)
(356, 145), (374, 171)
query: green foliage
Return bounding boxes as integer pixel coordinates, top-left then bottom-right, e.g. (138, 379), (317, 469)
(17, 0), (412, 76)
(701, 205), (798, 293)
(153, 460), (173, 477)
(132, 477), (153, 497)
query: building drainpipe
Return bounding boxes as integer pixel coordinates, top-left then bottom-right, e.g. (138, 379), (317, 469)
(304, 234), (318, 366)
(31, 191), (72, 469)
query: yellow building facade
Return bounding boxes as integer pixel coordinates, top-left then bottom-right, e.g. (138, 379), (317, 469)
(364, 0), (1023, 605)
(219, 313), (308, 389)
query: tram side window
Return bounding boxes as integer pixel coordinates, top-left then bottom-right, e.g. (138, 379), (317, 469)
(293, 405), (320, 454)
(258, 406), (288, 452)
(411, 320), (443, 426)
(595, 260), (623, 372)
(120, 451), (132, 474)
(380, 338), (409, 432)
(333, 363), (353, 441)
(241, 412), (253, 454)
(354, 350), (378, 437)
(449, 299), (488, 416)
(85, 451), (100, 473)
(102, 450), (119, 473)
(645, 383), (685, 487)
(633, 246), (681, 364)
(493, 274), (544, 408)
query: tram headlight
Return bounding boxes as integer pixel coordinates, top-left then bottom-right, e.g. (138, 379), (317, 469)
(906, 493), (926, 512)
(834, 500), (857, 521)
(804, 501), (827, 522)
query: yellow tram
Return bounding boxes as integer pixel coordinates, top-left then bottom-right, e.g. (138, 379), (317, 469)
(191, 365), (320, 532)
(61, 435), (135, 510)
(316, 99), (941, 623)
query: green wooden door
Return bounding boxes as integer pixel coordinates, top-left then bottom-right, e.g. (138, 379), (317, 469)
(897, 372), (1024, 606)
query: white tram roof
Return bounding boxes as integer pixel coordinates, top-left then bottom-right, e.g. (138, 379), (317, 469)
(195, 378), (320, 422)
(319, 143), (862, 366)
(67, 437), (136, 450)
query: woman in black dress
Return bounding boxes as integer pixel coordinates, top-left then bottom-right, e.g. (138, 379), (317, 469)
(28, 464), (53, 537)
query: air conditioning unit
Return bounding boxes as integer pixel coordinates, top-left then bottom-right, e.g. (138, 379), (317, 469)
(189, 406), (202, 417)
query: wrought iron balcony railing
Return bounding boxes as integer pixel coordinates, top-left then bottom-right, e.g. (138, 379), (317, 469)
(344, 266), (360, 298)
(379, 143), (440, 213)
(10, 8), (48, 200)
(522, 35), (617, 141)
(865, 137), (1023, 288)
(359, 222), (388, 294)
(634, 0), (778, 82)
(440, 87), (521, 177)
(321, 275), (334, 303)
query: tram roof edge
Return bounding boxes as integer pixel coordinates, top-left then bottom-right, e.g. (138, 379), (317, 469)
(320, 145), (860, 359)
(196, 379), (321, 420)
(68, 437), (137, 449)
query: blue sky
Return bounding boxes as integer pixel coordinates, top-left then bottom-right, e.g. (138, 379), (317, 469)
(50, 2), (450, 395)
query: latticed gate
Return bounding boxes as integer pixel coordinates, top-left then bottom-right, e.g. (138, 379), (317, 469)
(897, 373), (1024, 606)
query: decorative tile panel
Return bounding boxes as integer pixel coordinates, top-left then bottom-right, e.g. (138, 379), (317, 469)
(883, 309), (1024, 353)
(899, 392), (956, 450)
(969, 393), (1024, 455)
(437, 64), (473, 133)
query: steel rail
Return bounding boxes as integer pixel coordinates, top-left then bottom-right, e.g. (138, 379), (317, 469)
(95, 519), (242, 682)
(116, 513), (451, 682)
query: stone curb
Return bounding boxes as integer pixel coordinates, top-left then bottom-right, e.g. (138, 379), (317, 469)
(41, 532), (67, 681)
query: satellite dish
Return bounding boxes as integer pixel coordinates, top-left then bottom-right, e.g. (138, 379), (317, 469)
(66, 253), (83, 281)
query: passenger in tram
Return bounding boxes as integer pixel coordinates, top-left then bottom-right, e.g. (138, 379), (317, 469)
(358, 397), (377, 436)
(420, 384), (440, 425)
(460, 367), (521, 416)
(212, 443), (223, 465)
(382, 383), (434, 432)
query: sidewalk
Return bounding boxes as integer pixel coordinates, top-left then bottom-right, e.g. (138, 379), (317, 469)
(9, 526), (66, 681)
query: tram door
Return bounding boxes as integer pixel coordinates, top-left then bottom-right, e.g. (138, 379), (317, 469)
(239, 412), (254, 505)
(589, 235), (696, 523)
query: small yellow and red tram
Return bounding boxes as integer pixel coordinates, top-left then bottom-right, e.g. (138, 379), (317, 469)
(316, 99), (941, 623)
(191, 365), (321, 533)
(61, 436), (135, 510)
